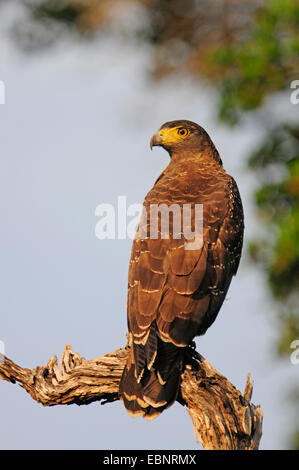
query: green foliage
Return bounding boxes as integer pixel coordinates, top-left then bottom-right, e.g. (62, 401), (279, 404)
(278, 314), (299, 355)
(248, 125), (299, 350)
(31, 0), (80, 25)
(213, 0), (299, 123)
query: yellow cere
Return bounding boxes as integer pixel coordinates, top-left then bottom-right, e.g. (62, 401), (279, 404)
(158, 126), (190, 144)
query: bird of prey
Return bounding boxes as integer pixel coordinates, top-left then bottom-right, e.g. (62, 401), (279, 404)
(119, 120), (244, 420)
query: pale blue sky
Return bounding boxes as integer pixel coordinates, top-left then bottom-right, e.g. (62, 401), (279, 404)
(0, 8), (298, 449)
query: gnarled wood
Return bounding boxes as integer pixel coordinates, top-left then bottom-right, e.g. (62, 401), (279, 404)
(0, 344), (262, 450)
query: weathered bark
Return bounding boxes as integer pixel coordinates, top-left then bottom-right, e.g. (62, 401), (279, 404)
(0, 344), (262, 450)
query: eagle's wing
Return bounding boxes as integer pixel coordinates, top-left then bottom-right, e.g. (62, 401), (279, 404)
(121, 172), (243, 417)
(128, 176), (243, 349)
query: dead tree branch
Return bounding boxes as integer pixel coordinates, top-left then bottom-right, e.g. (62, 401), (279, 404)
(0, 344), (262, 450)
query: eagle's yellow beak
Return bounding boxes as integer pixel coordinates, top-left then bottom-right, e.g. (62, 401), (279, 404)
(150, 132), (163, 150)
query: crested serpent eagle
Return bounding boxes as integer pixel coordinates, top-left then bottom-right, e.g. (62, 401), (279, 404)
(119, 120), (244, 419)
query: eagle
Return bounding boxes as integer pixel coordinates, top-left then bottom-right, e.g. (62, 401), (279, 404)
(119, 120), (244, 420)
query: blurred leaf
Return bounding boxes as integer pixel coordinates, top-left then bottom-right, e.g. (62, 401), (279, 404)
(278, 314), (299, 355)
(32, 0), (80, 25)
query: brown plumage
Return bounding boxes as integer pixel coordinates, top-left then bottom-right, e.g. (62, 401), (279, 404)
(119, 120), (244, 419)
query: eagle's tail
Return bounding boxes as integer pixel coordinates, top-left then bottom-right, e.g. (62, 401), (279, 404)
(119, 330), (184, 420)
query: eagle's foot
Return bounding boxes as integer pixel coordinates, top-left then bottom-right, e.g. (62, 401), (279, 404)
(183, 343), (202, 371)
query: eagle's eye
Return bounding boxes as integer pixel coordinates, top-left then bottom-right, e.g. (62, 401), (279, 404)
(177, 127), (189, 137)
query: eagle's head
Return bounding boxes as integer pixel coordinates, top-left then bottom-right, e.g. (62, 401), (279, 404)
(150, 119), (221, 165)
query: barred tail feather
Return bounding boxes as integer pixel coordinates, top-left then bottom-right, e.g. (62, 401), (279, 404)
(119, 336), (184, 420)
